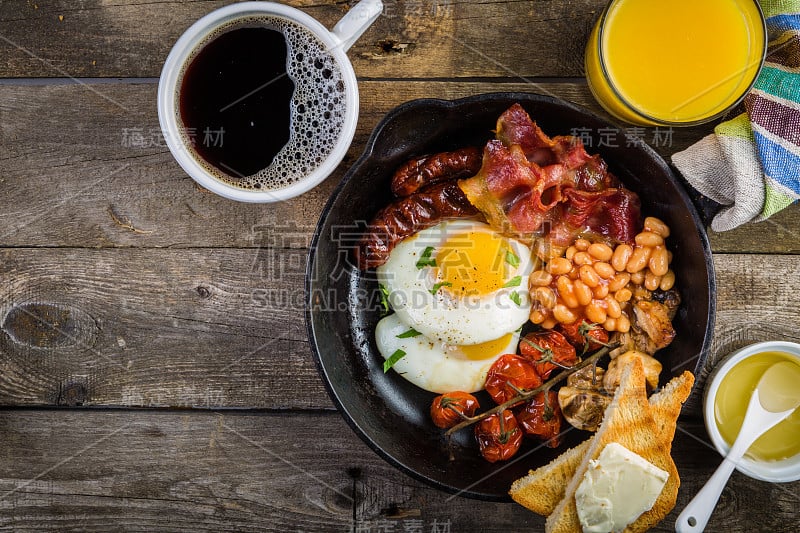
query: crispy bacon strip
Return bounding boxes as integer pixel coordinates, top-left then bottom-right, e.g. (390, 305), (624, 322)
(391, 147), (483, 196)
(563, 188), (641, 244)
(496, 104), (618, 191)
(544, 188), (642, 250)
(459, 140), (567, 235)
(356, 182), (478, 269)
(496, 103), (579, 167)
(459, 104), (641, 253)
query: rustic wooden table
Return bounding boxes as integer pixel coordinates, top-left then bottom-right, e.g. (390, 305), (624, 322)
(0, 1), (798, 531)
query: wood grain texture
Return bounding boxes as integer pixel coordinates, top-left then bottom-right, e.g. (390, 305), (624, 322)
(0, 409), (795, 532)
(1, 1), (797, 531)
(0, 247), (330, 409)
(0, 410), (356, 532)
(0, 0), (608, 79)
(0, 248), (798, 412)
(3, 78), (797, 252)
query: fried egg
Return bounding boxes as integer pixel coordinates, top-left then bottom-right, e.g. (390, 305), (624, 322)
(377, 220), (534, 346)
(375, 313), (520, 393)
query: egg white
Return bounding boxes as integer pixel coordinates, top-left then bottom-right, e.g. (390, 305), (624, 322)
(377, 220), (534, 345)
(376, 314), (520, 393)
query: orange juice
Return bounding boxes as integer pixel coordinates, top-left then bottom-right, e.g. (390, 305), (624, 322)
(585, 0), (766, 126)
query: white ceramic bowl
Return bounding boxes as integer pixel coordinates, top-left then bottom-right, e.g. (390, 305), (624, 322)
(703, 341), (800, 482)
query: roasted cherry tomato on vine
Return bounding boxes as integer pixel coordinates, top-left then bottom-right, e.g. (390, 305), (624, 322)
(558, 320), (610, 353)
(519, 331), (579, 379)
(516, 391), (564, 448)
(474, 409), (522, 462)
(484, 354), (542, 405)
(430, 392), (479, 429)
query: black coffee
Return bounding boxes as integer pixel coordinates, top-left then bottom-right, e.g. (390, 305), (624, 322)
(180, 26), (295, 178)
(176, 16), (348, 191)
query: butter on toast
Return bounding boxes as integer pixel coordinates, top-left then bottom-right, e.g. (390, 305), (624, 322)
(509, 370), (693, 517)
(544, 358), (682, 533)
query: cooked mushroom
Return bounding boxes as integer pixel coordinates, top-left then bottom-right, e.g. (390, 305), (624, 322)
(632, 300), (676, 351)
(610, 299), (677, 356)
(653, 288), (681, 320)
(604, 350), (662, 393)
(558, 386), (610, 431)
(609, 328), (654, 357)
(567, 365), (606, 391)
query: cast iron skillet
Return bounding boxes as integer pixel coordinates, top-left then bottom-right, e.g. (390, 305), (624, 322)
(306, 93), (716, 501)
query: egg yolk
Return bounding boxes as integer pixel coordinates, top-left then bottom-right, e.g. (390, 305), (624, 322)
(437, 230), (508, 297)
(459, 333), (515, 360)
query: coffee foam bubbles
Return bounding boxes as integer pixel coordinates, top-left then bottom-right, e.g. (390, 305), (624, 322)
(177, 15), (348, 192)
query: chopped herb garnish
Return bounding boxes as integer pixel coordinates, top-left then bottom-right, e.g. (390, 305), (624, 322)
(505, 249), (520, 268)
(429, 281), (453, 295)
(416, 246), (437, 269)
(379, 284), (391, 315)
(509, 291), (522, 306)
(397, 328), (422, 339)
(383, 349), (406, 373)
(503, 275), (522, 288)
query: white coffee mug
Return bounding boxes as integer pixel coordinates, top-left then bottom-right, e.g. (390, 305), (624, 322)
(157, 0), (383, 203)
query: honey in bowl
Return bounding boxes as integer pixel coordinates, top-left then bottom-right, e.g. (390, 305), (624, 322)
(714, 351), (800, 461)
(585, 0), (766, 126)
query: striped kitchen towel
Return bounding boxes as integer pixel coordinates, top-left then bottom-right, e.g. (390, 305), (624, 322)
(672, 0), (800, 231)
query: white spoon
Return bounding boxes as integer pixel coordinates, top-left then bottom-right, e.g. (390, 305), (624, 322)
(676, 361), (800, 533)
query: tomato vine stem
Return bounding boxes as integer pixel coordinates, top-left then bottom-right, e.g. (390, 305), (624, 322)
(444, 342), (618, 437)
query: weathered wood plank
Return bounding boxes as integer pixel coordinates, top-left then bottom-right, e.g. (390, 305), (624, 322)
(8, 78), (794, 252)
(0, 247), (331, 409)
(0, 410), (356, 532)
(0, 249), (798, 412)
(707, 207), (800, 253)
(0, 409), (796, 532)
(0, 0), (608, 79)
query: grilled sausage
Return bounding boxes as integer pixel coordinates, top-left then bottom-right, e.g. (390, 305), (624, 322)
(390, 147), (483, 197)
(356, 181), (478, 269)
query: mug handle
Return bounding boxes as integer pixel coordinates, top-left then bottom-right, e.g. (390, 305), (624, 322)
(331, 0), (383, 52)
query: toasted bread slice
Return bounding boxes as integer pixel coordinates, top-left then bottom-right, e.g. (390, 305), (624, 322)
(509, 370), (693, 516)
(509, 442), (588, 516)
(650, 370), (694, 452)
(545, 359), (679, 533)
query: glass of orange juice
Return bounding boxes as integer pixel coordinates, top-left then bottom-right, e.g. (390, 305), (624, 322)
(585, 0), (767, 126)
